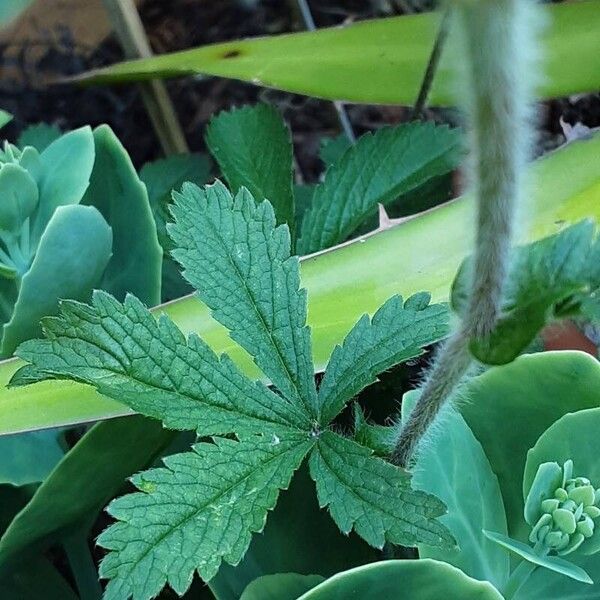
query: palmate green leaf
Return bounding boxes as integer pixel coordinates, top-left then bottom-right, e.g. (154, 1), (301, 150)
(12, 184), (453, 599)
(99, 434), (313, 600)
(309, 431), (454, 549)
(2, 132), (599, 436)
(170, 181), (317, 418)
(452, 220), (600, 364)
(12, 291), (311, 436)
(318, 293), (449, 424)
(298, 122), (461, 254)
(206, 104), (295, 239)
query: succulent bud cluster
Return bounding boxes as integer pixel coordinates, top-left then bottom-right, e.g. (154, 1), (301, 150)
(0, 141), (41, 277)
(526, 460), (600, 556)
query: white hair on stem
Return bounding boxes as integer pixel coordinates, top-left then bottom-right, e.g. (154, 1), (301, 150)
(392, 0), (542, 467)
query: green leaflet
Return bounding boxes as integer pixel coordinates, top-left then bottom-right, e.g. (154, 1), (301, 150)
(98, 434), (313, 599)
(210, 465), (378, 599)
(319, 134), (352, 167)
(298, 122), (461, 254)
(309, 431), (453, 549)
(170, 181), (318, 417)
(206, 104), (295, 240)
(13, 291), (311, 435)
(2, 132), (599, 435)
(483, 531), (592, 585)
(452, 221), (600, 364)
(139, 152), (211, 251)
(318, 293), (449, 424)
(13, 184), (453, 599)
(17, 124), (61, 153)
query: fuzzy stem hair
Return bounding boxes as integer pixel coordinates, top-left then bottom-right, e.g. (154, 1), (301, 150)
(392, 0), (538, 467)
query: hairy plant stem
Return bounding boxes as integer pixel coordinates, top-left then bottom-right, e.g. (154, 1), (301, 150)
(393, 0), (535, 467)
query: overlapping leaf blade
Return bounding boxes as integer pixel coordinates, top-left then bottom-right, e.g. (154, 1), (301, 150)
(298, 122), (461, 254)
(12, 291), (311, 435)
(98, 434), (313, 600)
(452, 220), (600, 364)
(17, 124), (61, 153)
(309, 431), (454, 549)
(170, 182), (317, 417)
(139, 152), (211, 251)
(318, 293), (449, 424)
(206, 104), (295, 238)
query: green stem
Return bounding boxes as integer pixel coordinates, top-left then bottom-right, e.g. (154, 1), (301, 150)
(63, 533), (102, 600)
(503, 559), (538, 600)
(410, 8), (451, 120)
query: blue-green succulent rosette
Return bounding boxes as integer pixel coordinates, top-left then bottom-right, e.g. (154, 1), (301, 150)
(401, 350), (600, 599)
(0, 125), (161, 358)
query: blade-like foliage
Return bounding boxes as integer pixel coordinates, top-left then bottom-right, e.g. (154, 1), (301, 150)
(170, 181), (317, 417)
(298, 122), (461, 254)
(73, 2), (600, 106)
(206, 104), (295, 238)
(99, 434), (313, 600)
(309, 432), (454, 549)
(317, 293), (449, 424)
(452, 220), (600, 364)
(13, 292), (311, 435)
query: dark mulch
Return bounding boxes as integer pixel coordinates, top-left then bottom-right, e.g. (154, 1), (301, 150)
(0, 0), (598, 179)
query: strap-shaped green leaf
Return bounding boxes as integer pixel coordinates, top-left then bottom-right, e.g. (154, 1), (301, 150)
(98, 434), (313, 600)
(318, 293), (449, 424)
(298, 122), (461, 254)
(309, 431), (454, 549)
(483, 530), (593, 585)
(170, 181), (317, 417)
(206, 104), (295, 239)
(12, 291), (311, 435)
